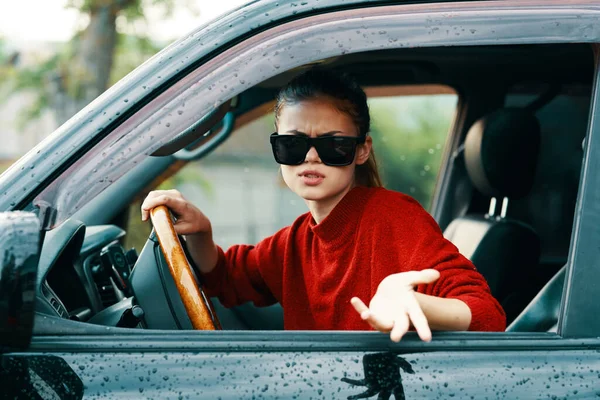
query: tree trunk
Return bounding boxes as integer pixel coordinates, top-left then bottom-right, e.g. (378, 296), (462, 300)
(77, 5), (118, 102)
(51, 1), (129, 125)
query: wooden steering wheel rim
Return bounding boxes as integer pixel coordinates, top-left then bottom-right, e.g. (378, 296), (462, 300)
(150, 205), (221, 330)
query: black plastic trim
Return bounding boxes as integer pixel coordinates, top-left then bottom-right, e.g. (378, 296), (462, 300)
(28, 330), (600, 354)
(153, 243), (183, 330)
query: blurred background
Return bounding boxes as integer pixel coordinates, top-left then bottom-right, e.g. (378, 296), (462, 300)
(0, 0), (457, 251)
(0, 0), (246, 164)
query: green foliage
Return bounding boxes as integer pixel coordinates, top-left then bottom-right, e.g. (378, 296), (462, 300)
(124, 200), (152, 251)
(369, 95), (457, 208)
(65, 0), (199, 23)
(0, 38), (14, 96)
(157, 165), (214, 198)
(2, 0), (199, 131)
(110, 33), (162, 85)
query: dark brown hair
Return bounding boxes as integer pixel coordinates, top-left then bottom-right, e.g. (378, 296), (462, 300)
(274, 68), (382, 188)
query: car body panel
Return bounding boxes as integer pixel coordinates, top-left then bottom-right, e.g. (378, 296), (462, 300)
(559, 49), (600, 338)
(4, 332), (600, 398)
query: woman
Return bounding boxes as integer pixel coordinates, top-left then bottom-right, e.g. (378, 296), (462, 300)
(141, 69), (506, 342)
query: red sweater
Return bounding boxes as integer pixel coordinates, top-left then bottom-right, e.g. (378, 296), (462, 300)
(201, 186), (506, 331)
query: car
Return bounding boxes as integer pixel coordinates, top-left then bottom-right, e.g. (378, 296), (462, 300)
(2, 0), (600, 398)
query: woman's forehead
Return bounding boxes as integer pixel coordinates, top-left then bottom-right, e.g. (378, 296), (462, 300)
(277, 99), (357, 134)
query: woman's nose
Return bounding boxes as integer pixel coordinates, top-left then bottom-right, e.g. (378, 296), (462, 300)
(304, 146), (321, 163)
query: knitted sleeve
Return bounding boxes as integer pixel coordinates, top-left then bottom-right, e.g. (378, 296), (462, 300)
(371, 192), (506, 332)
(199, 227), (288, 308)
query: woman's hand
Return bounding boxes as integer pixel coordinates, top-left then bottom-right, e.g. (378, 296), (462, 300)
(141, 189), (211, 236)
(350, 269), (440, 342)
(141, 189), (219, 273)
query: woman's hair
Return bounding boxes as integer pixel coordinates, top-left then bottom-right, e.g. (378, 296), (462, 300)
(274, 68), (383, 188)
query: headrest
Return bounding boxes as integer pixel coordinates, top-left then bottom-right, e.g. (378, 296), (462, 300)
(464, 108), (541, 199)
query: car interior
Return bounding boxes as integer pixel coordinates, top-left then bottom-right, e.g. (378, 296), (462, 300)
(33, 43), (594, 334)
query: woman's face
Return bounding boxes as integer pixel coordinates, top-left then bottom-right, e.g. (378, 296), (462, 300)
(276, 98), (371, 203)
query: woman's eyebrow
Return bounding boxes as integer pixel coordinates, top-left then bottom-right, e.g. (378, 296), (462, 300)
(286, 130), (343, 136)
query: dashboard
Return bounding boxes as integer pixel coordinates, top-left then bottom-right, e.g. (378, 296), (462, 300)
(36, 220), (134, 324)
(34, 218), (284, 331)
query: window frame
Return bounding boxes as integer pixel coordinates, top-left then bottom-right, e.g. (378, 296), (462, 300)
(558, 45), (600, 337)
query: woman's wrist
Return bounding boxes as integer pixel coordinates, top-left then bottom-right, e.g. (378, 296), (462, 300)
(413, 292), (472, 331)
(184, 230), (219, 274)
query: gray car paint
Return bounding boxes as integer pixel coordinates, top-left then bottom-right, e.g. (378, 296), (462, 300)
(2, 1), (600, 398)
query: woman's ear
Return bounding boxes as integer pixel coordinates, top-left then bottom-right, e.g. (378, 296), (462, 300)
(356, 135), (372, 165)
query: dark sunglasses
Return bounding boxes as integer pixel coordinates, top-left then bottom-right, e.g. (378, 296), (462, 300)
(269, 133), (366, 166)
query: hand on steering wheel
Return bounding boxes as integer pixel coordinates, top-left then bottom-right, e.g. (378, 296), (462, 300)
(149, 205), (221, 330)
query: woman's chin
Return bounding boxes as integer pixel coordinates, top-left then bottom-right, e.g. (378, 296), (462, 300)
(294, 182), (349, 202)
(294, 185), (331, 201)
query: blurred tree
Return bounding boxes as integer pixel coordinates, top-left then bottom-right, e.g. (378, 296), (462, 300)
(369, 95), (456, 208)
(0, 38), (18, 93)
(1, 0), (198, 127)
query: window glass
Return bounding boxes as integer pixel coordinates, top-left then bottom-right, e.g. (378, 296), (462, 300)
(125, 86), (457, 250)
(367, 86), (457, 208)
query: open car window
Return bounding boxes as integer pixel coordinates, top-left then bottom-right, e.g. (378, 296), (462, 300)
(125, 85), (458, 251)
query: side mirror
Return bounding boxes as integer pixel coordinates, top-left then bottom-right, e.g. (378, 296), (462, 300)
(0, 212), (40, 349)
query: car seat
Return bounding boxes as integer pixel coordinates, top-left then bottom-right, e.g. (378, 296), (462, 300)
(444, 108), (542, 324)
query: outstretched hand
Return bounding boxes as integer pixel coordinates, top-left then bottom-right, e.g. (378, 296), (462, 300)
(351, 269), (440, 342)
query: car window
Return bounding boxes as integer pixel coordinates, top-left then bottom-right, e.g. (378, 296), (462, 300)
(124, 85), (458, 250)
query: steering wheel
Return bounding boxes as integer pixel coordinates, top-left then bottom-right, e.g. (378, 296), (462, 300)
(149, 205), (221, 330)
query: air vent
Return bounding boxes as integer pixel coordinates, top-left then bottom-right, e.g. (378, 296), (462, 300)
(94, 273), (118, 308)
(49, 298), (68, 318)
(42, 283), (68, 318)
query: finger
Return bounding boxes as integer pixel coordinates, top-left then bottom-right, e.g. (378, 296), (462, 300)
(163, 189), (185, 201)
(390, 312), (410, 342)
(406, 298), (432, 342)
(141, 206), (149, 222)
(141, 191), (163, 221)
(173, 220), (201, 236)
(350, 297), (370, 320)
(142, 195), (187, 218)
(363, 311), (394, 332)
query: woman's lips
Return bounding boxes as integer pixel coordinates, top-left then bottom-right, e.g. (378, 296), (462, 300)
(299, 170), (325, 186)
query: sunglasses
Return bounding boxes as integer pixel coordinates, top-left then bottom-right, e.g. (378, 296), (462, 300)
(270, 133), (366, 166)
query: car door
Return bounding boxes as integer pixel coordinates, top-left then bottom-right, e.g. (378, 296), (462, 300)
(2, 1), (600, 399)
